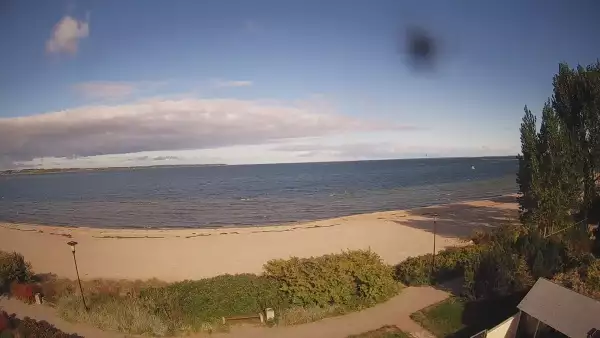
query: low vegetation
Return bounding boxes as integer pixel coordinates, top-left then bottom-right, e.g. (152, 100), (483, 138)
(33, 250), (400, 336)
(395, 245), (484, 286)
(552, 259), (600, 300)
(0, 311), (82, 338)
(347, 325), (412, 338)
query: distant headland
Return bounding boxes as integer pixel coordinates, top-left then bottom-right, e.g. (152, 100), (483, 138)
(0, 163), (227, 176)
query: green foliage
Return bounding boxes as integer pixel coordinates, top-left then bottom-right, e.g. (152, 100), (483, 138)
(140, 274), (286, 333)
(264, 250), (398, 308)
(0, 252), (33, 293)
(517, 105), (542, 226)
(467, 243), (534, 299)
(395, 245), (485, 286)
(462, 229), (583, 299)
(519, 61), (600, 234)
(278, 305), (344, 326)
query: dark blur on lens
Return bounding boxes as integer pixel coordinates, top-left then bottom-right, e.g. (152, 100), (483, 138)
(404, 26), (437, 72)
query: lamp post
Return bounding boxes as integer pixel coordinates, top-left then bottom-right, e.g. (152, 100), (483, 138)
(67, 241), (88, 311)
(431, 214), (438, 282)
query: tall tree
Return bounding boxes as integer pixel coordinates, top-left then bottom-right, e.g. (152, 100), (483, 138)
(536, 102), (581, 235)
(517, 106), (540, 227)
(551, 62), (600, 218)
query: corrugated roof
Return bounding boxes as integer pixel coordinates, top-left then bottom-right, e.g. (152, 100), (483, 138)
(517, 278), (600, 338)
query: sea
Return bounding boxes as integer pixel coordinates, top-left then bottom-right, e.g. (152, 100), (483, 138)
(0, 157), (518, 229)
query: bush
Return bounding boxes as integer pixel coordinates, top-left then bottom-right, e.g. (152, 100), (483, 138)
(264, 250), (398, 308)
(140, 274), (286, 333)
(0, 252), (33, 293)
(465, 243), (534, 299)
(0, 311), (82, 338)
(395, 245), (485, 286)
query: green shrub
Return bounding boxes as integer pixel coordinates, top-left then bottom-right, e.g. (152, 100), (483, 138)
(465, 243), (534, 299)
(0, 252), (33, 293)
(395, 245), (485, 286)
(140, 274), (286, 332)
(264, 250), (398, 308)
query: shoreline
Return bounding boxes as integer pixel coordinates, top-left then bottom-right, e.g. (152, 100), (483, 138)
(0, 195), (518, 282)
(0, 191), (516, 231)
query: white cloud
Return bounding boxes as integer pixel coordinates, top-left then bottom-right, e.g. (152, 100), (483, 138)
(213, 79), (253, 88)
(46, 15), (89, 55)
(0, 98), (409, 167)
(72, 81), (166, 100)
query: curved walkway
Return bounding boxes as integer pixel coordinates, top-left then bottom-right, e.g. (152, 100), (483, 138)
(0, 286), (449, 338)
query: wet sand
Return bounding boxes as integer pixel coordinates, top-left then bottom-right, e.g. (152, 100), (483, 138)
(0, 195), (518, 282)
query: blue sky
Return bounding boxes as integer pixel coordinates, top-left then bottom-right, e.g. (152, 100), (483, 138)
(1, 0), (599, 168)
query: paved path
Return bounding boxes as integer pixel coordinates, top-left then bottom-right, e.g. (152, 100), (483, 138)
(0, 286), (448, 338)
(210, 286), (448, 338)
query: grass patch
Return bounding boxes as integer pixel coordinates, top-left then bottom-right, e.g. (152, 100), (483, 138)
(410, 294), (522, 338)
(348, 325), (412, 338)
(411, 297), (466, 338)
(278, 305), (344, 325)
(57, 294), (170, 336)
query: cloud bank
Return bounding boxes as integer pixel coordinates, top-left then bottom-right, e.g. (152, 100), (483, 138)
(0, 98), (407, 167)
(46, 15), (89, 55)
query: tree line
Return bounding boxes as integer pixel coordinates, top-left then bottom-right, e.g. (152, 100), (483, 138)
(518, 61), (600, 239)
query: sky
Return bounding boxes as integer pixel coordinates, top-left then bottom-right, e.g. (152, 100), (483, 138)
(1, 0), (599, 169)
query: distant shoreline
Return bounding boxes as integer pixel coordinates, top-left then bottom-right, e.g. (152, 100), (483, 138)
(0, 156), (517, 176)
(0, 163), (227, 176)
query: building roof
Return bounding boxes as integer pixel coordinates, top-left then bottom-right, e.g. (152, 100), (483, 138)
(517, 278), (600, 338)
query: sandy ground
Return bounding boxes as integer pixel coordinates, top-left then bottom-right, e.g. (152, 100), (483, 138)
(0, 195), (518, 282)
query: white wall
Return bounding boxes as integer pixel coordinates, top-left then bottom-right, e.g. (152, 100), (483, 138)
(486, 313), (521, 338)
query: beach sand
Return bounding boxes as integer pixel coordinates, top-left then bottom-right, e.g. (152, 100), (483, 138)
(0, 195), (518, 282)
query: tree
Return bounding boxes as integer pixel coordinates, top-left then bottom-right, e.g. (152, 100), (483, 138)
(536, 102), (581, 235)
(551, 62), (600, 218)
(517, 106), (540, 227)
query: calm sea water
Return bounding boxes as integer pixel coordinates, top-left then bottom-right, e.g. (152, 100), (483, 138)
(0, 157), (518, 228)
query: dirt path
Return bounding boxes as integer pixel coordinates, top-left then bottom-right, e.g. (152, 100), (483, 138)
(0, 286), (448, 338)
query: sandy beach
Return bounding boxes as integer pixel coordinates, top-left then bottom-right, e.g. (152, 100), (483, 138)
(0, 195), (518, 282)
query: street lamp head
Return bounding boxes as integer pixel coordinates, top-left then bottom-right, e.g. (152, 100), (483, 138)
(67, 241), (78, 252)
